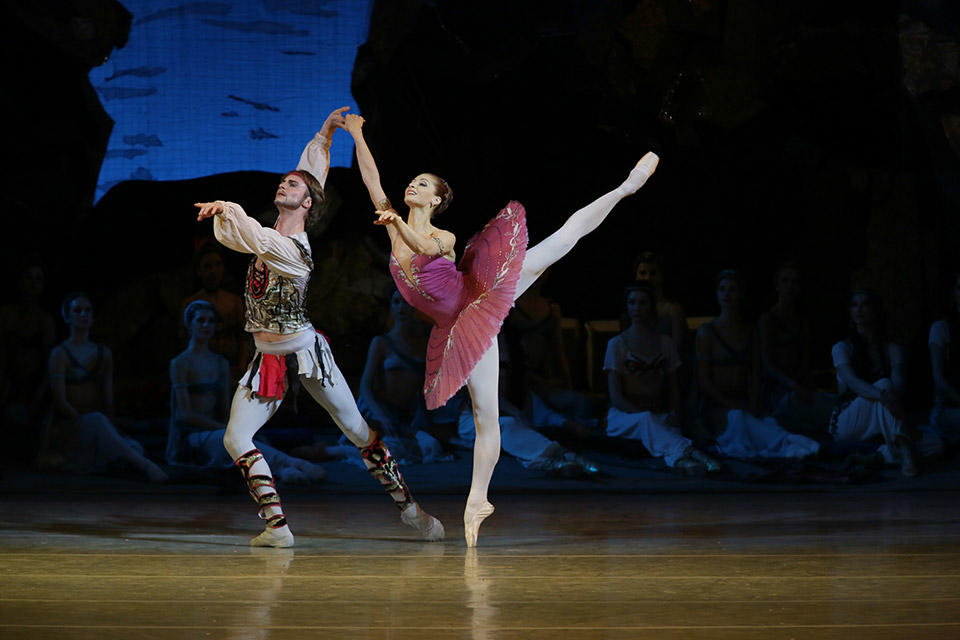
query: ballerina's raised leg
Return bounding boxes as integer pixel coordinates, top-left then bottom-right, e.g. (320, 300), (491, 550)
(462, 152), (659, 546)
(516, 152), (659, 297)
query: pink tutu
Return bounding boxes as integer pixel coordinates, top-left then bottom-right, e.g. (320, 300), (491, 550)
(389, 201), (528, 409)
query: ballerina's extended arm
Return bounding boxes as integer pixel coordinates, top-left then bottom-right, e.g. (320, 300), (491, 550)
(345, 114), (453, 257)
(344, 114), (400, 239)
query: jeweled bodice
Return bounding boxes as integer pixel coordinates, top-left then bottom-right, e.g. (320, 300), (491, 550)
(389, 253), (465, 327)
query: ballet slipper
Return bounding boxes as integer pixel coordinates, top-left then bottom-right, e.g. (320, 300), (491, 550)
(463, 501), (495, 548)
(616, 152), (660, 196)
(250, 524), (295, 548)
(400, 503), (445, 541)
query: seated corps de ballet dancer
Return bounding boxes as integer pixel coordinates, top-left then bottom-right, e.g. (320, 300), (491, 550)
(605, 282), (720, 473)
(345, 112), (659, 546)
(758, 262), (835, 436)
(45, 293), (168, 482)
(194, 107), (443, 547)
(830, 290), (917, 476)
(695, 270), (820, 460)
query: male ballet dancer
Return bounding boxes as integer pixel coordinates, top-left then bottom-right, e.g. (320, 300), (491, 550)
(195, 107), (444, 547)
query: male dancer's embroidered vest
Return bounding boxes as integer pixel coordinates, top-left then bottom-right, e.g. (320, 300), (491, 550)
(244, 237), (314, 334)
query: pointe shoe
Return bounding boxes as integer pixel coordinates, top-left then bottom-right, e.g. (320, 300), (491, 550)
(250, 525), (295, 548)
(464, 502), (495, 548)
(617, 152), (659, 196)
(400, 503), (445, 541)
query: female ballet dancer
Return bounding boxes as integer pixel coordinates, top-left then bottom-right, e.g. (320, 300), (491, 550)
(345, 114), (658, 545)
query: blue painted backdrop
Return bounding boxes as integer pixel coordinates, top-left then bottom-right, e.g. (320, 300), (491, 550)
(89, 0), (373, 200)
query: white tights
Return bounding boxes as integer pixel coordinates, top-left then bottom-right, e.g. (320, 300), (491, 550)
(224, 364), (375, 526)
(464, 155), (658, 514)
(223, 371), (374, 461)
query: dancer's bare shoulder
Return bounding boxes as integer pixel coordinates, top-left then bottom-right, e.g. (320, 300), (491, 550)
(429, 227), (456, 261)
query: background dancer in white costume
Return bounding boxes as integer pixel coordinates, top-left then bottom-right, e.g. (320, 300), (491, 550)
(195, 107), (443, 547)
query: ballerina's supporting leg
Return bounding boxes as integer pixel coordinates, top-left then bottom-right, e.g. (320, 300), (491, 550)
(464, 343), (501, 547)
(514, 153), (659, 298)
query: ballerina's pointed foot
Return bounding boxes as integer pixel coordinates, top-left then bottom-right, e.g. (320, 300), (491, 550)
(617, 152), (660, 196)
(464, 501), (495, 548)
(400, 503), (445, 541)
(250, 525), (295, 548)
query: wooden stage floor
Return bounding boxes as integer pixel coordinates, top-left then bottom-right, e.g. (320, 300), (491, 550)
(1, 490), (959, 639)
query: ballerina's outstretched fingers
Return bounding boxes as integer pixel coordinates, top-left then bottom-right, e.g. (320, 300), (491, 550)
(346, 112), (657, 546)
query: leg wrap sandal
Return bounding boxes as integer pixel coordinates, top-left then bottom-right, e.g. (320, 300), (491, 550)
(235, 449), (294, 548)
(359, 436), (444, 541)
(359, 436), (415, 510)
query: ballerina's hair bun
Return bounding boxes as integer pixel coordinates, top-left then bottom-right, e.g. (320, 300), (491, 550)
(426, 173), (453, 216)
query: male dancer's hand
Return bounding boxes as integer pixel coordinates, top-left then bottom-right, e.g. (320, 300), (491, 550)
(195, 201), (224, 221)
(321, 106), (351, 136)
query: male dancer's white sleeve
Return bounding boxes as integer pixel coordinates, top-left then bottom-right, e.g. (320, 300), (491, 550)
(212, 202), (310, 278)
(297, 133), (331, 187)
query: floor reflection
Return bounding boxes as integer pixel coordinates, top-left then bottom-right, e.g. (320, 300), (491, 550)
(464, 548), (499, 640)
(229, 547), (294, 640)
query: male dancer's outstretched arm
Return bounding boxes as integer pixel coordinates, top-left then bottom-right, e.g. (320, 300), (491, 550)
(196, 200), (310, 278)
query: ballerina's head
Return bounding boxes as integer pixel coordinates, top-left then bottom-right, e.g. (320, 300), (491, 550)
(404, 173), (453, 217)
